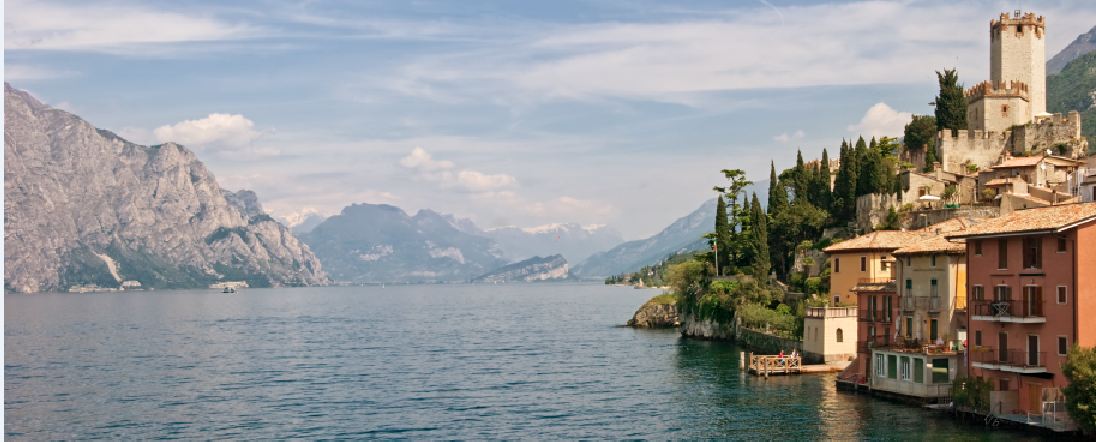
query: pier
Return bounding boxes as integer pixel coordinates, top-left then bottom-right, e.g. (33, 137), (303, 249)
(743, 353), (844, 377)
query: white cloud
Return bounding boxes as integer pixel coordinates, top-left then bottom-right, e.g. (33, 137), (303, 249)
(847, 102), (912, 139)
(399, 147), (516, 192)
(5, 0), (258, 53)
(773, 130), (805, 144)
(154, 113), (261, 148)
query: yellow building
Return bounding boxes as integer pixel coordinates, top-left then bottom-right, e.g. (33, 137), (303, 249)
(823, 231), (921, 306)
(893, 234), (968, 346)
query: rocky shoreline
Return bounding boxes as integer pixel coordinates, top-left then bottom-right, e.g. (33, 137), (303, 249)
(626, 294), (680, 328)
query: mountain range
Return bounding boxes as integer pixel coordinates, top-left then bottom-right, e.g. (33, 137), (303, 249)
(4, 84), (328, 293)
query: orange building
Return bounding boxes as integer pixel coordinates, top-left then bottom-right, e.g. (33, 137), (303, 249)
(947, 202), (1096, 427)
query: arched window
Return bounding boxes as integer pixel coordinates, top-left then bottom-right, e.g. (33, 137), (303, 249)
(836, 328), (844, 343)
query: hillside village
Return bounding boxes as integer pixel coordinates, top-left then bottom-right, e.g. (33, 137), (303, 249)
(626, 10), (1096, 434)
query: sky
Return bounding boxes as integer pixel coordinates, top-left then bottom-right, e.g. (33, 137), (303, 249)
(6, 0), (1096, 239)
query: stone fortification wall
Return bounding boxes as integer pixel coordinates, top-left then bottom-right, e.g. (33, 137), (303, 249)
(855, 193), (900, 233)
(1009, 111), (1087, 157)
(937, 130), (1008, 174)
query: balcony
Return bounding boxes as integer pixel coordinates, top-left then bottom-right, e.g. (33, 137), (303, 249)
(857, 336), (890, 354)
(970, 348), (1047, 373)
(858, 309), (893, 323)
(970, 298), (1045, 323)
(900, 297), (914, 312)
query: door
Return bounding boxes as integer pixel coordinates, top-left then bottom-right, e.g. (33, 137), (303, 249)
(1028, 335), (1039, 367)
(930, 319), (939, 342)
(1028, 383), (1043, 414)
(999, 332), (1008, 363)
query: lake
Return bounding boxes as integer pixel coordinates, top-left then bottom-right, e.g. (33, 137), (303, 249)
(5, 283), (1033, 439)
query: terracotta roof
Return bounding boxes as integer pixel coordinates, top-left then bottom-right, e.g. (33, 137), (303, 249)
(984, 178), (1012, 187)
(823, 231), (927, 253)
(893, 234), (965, 255)
(992, 155), (1084, 170)
(945, 202), (1096, 239)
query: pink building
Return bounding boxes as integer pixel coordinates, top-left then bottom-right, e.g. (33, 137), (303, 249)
(946, 202), (1096, 424)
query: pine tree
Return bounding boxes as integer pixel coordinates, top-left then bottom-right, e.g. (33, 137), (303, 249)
(751, 193), (770, 280)
(934, 68), (967, 134)
(714, 194), (732, 275)
(767, 162), (787, 216)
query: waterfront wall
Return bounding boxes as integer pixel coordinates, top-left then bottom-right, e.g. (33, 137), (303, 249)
(680, 313), (801, 355)
(680, 313), (736, 340)
(736, 326), (802, 355)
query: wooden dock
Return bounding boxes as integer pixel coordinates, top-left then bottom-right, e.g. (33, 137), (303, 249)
(744, 353), (844, 377)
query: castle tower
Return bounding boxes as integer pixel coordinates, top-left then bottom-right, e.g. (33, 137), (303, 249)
(990, 11), (1046, 118)
(966, 12), (1046, 133)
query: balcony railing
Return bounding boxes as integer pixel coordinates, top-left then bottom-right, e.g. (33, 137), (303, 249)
(859, 310), (893, 323)
(900, 297), (914, 312)
(970, 348), (1047, 372)
(858, 336), (890, 353)
(858, 277), (895, 284)
(970, 298), (1044, 322)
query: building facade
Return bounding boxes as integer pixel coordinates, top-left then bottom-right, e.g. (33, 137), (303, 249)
(947, 203), (1096, 423)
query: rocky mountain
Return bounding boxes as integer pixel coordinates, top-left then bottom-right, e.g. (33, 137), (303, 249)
(573, 199), (716, 277)
(300, 203), (508, 283)
(1048, 25), (1096, 75)
(1047, 50), (1096, 151)
(4, 84), (328, 293)
(472, 254), (569, 283)
(287, 213), (327, 235)
(482, 223), (623, 264)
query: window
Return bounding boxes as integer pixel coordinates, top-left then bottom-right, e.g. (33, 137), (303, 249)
(998, 238), (1008, 269)
(836, 329), (844, 343)
(860, 256), (867, 272)
(887, 354), (898, 379)
(1058, 237), (1067, 253)
(1059, 336), (1068, 356)
(1001, 104), (1009, 115)
(975, 330), (982, 347)
(834, 258), (840, 273)
(913, 358), (924, 383)
(931, 255), (937, 267)
(994, 285), (1011, 301)
(1023, 237), (1042, 269)
(1058, 286), (1068, 304)
(900, 356), (911, 381)
(930, 278), (939, 298)
(1023, 286), (1042, 317)
(931, 358), (949, 383)
(972, 285), (984, 301)
(974, 239), (983, 256)
(875, 354), (886, 377)
(905, 317), (913, 338)
(905, 279), (912, 293)
(833, 295), (840, 305)
(929, 319), (939, 342)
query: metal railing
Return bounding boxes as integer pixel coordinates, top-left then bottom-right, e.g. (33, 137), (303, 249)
(970, 298), (1044, 319)
(971, 348), (1046, 369)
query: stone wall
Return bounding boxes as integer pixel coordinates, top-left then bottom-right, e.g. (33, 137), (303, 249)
(855, 193), (900, 233)
(680, 313), (736, 340)
(937, 130), (1009, 174)
(735, 326), (802, 355)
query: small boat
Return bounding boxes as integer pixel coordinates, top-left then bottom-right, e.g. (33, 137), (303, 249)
(222, 287), (236, 294)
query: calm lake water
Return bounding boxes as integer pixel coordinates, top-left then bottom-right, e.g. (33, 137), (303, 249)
(6, 283), (1035, 439)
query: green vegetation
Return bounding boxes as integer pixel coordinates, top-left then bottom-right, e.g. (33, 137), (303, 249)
(903, 114), (937, 156)
(950, 376), (991, 412)
(647, 293), (678, 306)
(933, 68), (967, 135)
(1047, 50), (1096, 153)
(1063, 345), (1096, 434)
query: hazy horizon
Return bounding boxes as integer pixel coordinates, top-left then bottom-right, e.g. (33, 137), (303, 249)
(7, 0), (1096, 239)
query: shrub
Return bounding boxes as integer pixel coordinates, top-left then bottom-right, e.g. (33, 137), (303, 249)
(950, 376), (991, 412)
(1063, 346), (1096, 434)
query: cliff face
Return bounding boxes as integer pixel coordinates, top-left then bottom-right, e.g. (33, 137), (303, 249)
(4, 84), (328, 292)
(473, 254), (569, 283)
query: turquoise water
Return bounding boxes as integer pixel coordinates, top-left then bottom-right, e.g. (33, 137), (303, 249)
(6, 284), (1033, 439)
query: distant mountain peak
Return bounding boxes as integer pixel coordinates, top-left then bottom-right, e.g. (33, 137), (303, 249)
(1048, 25), (1096, 75)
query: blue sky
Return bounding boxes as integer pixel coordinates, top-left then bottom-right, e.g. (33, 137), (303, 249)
(6, 0), (1096, 239)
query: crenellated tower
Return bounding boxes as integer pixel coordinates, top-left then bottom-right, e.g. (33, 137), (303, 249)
(968, 11), (1046, 133)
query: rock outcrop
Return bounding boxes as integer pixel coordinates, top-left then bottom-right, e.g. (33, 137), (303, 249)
(4, 84), (328, 293)
(627, 294), (680, 328)
(679, 314), (736, 339)
(473, 254), (569, 283)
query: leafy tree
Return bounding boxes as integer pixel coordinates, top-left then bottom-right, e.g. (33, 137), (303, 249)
(903, 115), (937, 160)
(1063, 345), (1096, 434)
(934, 68), (967, 134)
(770, 200), (828, 278)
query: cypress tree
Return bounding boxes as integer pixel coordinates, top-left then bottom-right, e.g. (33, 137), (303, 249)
(751, 193), (770, 280)
(714, 194), (731, 275)
(832, 141), (851, 225)
(767, 162), (787, 215)
(852, 136), (867, 196)
(934, 68), (967, 134)
(794, 149), (808, 202)
(818, 148), (832, 211)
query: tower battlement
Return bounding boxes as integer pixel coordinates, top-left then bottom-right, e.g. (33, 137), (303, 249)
(991, 12), (1045, 39)
(966, 80), (1030, 101)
